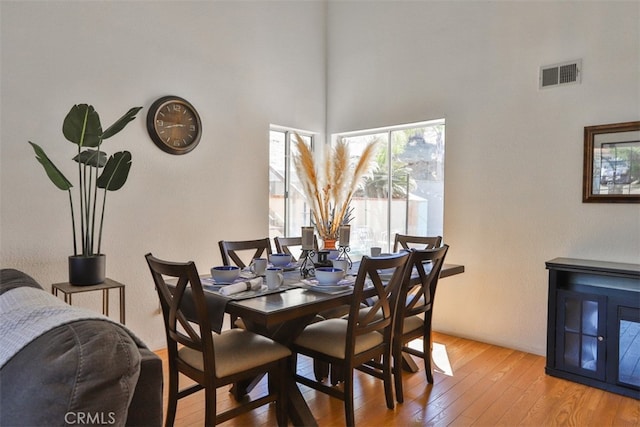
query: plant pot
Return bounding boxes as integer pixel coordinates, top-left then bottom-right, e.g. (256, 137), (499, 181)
(69, 254), (106, 286)
(322, 238), (337, 250)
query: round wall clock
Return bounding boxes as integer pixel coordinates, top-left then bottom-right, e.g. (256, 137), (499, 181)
(147, 96), (202, 155)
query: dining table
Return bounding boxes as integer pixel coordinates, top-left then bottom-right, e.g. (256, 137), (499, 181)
(190, 259), (465, 426)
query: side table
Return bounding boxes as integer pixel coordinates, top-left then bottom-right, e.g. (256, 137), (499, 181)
(51, 278), (125, 324)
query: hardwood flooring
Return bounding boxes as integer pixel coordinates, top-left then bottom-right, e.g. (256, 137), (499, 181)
(155, 332), (640, 426)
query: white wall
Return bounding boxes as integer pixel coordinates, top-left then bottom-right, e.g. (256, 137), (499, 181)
(0, 1), (326, 350)
(327, 1), (640, 354)
(2, 1), (638, 356)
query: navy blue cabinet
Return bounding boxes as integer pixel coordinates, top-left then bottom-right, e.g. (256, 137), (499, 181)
(546, 258), (640, 399)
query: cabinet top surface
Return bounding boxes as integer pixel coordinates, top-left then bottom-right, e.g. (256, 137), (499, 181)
(546, 257), (640, 276)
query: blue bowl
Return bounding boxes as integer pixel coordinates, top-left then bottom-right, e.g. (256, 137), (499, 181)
(269, 253), (292, 267)
(315, 267), (344, 285)
(210, 265), (240, 283)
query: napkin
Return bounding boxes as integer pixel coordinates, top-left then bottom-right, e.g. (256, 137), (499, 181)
(219, 278), (263, 296)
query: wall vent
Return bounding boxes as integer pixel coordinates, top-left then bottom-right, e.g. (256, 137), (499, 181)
(539, 59), (582, 89)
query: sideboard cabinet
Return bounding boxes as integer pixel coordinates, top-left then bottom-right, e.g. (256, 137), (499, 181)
(545, 258), (639, 399)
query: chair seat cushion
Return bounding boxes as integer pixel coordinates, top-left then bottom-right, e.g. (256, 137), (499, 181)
(294, 318), (384, 359)
(179, 329), (290, 378)
(402, 315), (424, 335)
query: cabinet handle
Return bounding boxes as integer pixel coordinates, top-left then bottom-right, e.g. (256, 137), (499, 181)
(597, 336), (604, 342)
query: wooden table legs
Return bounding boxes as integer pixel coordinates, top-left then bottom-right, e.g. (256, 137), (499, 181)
(230, 313), (319, 427)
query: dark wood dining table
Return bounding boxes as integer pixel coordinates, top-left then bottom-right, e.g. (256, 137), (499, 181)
(221, 262), (465, 426)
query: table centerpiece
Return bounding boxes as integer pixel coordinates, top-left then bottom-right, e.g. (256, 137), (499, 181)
(292, 133), (377, 249)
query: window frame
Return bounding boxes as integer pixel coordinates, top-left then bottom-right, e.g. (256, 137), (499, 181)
(269, 125), (316, 238)
(333, 118), (445, 251)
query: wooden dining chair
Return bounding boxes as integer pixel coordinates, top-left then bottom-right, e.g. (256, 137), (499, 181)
(291, 252), (410, 426)
(274, 235), (318, 262)
(145, 253), (291, 427)
(218, 238), (272, 269)
(393, 233), (442, 252)
(392, 244), (448, 402)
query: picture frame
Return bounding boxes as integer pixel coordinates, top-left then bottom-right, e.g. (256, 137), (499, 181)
(583, 121), (640, 203)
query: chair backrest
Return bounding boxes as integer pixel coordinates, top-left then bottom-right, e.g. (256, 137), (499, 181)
(218, 238), (272, 268)
(274, 236), (318, 261)
(145, 253), (216, 373)
(347, 253), (411, 354)
(395, 245), (449, 330)
(393, 234), (443, 252)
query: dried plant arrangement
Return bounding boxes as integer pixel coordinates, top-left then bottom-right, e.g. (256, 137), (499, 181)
(293, 133), (377, 242)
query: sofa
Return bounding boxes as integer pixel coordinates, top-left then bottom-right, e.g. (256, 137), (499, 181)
(0, 269), (163, 427)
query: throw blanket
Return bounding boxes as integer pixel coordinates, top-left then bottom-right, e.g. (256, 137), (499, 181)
(0, 286), (137, 369)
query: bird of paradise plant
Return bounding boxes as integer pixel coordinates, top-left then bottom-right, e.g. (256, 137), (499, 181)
(292, 133), (377, 243)
(28, 104), (142, 257)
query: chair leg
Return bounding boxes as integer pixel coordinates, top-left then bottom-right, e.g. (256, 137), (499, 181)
(382, 352), (395, 409)
(165, 366), (179, 427)
(204, 386), (217, 427)
(330, 363), (344, 385)
(343, 367), (355, 427)
(314, 359), (329, 381)
(424, 324), (434, 384)
(393, 341), (404, 403)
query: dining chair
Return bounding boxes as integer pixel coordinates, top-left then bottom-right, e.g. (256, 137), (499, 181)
(274, 235), (318, 262)
(274, 235), (352, 382)
(145, 253), (291, 427)
(392, 244), (448, 402)
(291, 252), (410, 426)
(393, 233), (442, 252)
(218, 238), (272, 269)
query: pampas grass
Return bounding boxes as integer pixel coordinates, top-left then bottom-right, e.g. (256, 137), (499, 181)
(293, 133), (377, 241)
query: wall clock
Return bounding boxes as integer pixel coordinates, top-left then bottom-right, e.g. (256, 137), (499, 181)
(147, 96), (202, 155)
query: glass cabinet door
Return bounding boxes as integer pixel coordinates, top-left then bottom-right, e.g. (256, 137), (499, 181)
(556, 289), (607, 380)
(618, 306), (640, 389)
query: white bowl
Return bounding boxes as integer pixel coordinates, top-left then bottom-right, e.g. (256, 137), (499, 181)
(269, 253), (292, 267)
(315, 267), (344, 285)
(210, 266), (240, 283)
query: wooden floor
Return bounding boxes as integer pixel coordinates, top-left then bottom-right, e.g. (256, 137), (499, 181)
(155, 332), (640, 426)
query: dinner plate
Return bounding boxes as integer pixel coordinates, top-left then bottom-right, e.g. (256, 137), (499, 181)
(202, 277), (237, 288)
(316, 276), (355, 286)
(203, 283), (229, 291)
(268, 262), (299, 271)
(299, 282), (352, 294)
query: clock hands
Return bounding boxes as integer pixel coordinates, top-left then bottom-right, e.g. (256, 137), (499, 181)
(164, 124), (186, 129)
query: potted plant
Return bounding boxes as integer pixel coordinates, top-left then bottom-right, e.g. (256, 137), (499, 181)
(292, 133), (377, 249)
(28, 103), (142, 285)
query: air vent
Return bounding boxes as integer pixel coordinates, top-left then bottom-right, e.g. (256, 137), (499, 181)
(539, 59), (582, 89)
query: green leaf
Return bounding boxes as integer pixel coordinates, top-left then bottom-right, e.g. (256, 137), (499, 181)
(28, 141), (73, 190)
(63, 104), (102, 147)
(101, 106), (143, 140)
(73, 149), (107, 167)
(97, 151), (132, 191)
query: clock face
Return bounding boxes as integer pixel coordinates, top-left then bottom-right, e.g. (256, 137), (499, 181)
(147, 96), (202, 155)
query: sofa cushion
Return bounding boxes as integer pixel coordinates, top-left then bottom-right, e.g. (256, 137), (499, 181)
(1, 319), (141, 426)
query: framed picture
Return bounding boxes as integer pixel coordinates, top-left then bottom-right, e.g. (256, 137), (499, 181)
(583, 121), (640, 203)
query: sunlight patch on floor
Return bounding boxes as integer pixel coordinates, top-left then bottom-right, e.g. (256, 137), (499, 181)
(407, 339), (453, 376)
(432, 342), (453, 376)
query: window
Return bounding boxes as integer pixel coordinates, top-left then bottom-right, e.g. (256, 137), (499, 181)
(270, 120), (445, 254)
(269, 126), (315, 239)
(334, 119), (445, 254)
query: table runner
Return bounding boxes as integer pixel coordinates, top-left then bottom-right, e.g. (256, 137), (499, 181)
(178, 281), (301, 333)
